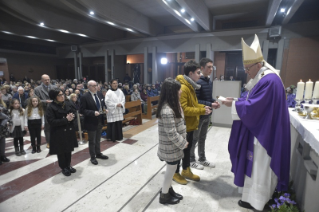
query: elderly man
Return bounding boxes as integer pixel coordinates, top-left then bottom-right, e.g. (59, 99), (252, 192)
(80, 80), (108, 165)
(34, 74), (56, 148)
(221, 35), (290, 211)
(1, 86), (12, 107)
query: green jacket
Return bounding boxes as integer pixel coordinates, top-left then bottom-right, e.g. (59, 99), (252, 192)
(175, 75), (206, 132)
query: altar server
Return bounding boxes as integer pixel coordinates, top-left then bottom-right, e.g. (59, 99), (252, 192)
(221, 34), (291, 211)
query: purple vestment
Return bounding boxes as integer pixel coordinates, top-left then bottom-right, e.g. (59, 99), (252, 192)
(228, 73), (291, 191)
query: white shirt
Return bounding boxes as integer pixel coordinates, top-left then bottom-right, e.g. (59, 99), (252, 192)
(11, 109), (21, 126)
(89, 91), (102, 110)
(24, 107), (45, 127)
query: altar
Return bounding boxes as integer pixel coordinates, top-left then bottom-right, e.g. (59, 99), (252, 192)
(289, 108), (319, 212)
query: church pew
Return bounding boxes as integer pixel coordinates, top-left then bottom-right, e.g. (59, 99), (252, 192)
(141, 96), (159, 120)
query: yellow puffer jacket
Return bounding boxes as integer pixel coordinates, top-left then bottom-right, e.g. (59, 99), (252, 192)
(175, 75), (206, 132)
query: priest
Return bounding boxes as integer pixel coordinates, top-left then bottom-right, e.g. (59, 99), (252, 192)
(221, 34), (291, 211)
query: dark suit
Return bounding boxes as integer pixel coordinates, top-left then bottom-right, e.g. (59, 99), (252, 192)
(34, 83), (56, 144)
(80, 92), (106, 159)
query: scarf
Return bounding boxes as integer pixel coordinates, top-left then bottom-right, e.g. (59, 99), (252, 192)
(54, 100), (65, 109)
(183, 75), (201, 90)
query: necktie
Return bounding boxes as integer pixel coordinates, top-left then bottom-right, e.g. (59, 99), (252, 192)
(94, 94), (100, 111)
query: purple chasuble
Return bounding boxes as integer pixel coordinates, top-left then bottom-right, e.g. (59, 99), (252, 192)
(228, 73), (291, 191)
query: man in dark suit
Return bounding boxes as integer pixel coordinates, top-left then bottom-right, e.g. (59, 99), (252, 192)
(80, 80), (108, 165)
(34, 74), (56, 148)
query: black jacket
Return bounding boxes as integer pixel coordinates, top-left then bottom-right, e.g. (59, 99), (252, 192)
(46, 101), (78, 155)
(80, 92), (106, 131)
(195, 76), (216, 107)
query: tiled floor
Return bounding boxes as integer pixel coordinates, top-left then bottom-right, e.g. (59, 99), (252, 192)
(0, 122), (260, 212)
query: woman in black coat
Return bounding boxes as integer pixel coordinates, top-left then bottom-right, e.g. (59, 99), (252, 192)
(46, 88), (78, 177)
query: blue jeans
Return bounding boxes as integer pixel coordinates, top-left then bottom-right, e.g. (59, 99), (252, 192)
(190, 115), (210, 162)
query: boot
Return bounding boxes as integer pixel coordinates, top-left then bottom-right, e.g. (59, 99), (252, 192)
(37, 145), (41, 153)
(159, 191), (179, 205)
(169, 187), (183, 200)
(32, 146), (36, 154)
(181, 167), (200, 181)
(1, 156), (10, 162)
(173, 173), (188, 185)
(15, 147), (21, 156)
(20, 146), (26, 155)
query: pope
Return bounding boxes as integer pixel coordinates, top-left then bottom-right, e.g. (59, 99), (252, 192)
(221, 34), (291, 211)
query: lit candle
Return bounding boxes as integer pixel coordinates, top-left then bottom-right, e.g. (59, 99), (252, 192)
(313, 81), (319, 99)
(304, 79), (313, 99)
(296, 80), (305, 100)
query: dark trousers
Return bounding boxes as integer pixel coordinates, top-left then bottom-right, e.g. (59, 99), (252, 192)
(176, 131), (194, 173)
(88, 120), (103, 159)
(0, 137), (5, 156)
(57, 152), (72, 169)
(14, 137), (24, 147)
(28, 119), (42, 147)
(44, 116), (50, 144)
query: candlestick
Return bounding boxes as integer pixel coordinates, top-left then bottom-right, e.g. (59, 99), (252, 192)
(305, 79), (313, 99)
(296, 80), (305, 100)
(313, 81), (319, 99)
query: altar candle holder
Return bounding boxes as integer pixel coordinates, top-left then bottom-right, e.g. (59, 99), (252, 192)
(304, 99), (312, 104)
(303, 105), (313, 120)
(312, 98), (319, 105)
(294, 98), (303, 112)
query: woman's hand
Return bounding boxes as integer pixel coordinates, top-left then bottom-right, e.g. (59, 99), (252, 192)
(184, 142), (189, 149)
(66, 113), (75, 121)
(24, 126), (28, 131)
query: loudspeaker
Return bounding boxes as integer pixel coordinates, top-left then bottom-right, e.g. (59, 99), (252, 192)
(269, 26), (281, 38)
(71, 45), (78, 52)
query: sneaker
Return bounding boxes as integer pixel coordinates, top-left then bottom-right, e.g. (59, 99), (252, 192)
(190, 161), (204, 170)
(198, 160), (215, 168)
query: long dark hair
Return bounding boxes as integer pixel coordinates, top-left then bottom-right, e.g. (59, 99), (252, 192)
(156, 78), (182, 119)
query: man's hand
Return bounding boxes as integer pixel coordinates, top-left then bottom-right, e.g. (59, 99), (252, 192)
(46, 100), (53, 103)
(221, 98), (233, 107)
(24, 127), (28, 131)
(205, 107), (212, 115)
(117, 103), (122, 107)
(212, 102), (220, 109)
(94, 111), (100, 116)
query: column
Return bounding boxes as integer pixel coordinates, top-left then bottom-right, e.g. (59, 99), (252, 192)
(104, 50), (109, 83)
(110, 49), (115, 80)
(195, 44), (200, 62)
(276, 39), (285, 74)
(152, 46), (157, 84)
(262, 40), (269, 62)
(78, 52), (83, 79)
(206, 44), (214, 80)
(144, 47), (148, 84)
(73, 52), (78, 79)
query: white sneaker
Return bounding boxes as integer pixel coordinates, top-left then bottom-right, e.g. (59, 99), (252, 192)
(198, 160), (215, 168)
(190, 162), (204, 170)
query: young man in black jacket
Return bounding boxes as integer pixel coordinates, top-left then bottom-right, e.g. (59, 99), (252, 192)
(190, 58), (220, 170)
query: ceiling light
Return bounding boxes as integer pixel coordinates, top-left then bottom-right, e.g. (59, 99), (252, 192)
(174, 10), (181, 17)
(26, 36), (37, 39)
(59, 29), (69, 33)
(39, 22), (44, 27)
(126, 28), (133, 32)
(2, 31), (13, 34)
(45, 39), (55, 42)
(185, 19), (191, 25)
(181, 8), (185, 13)
(161, 58), (168, 65)
(78, 33), (87, 37)
(280, 8), (285, 13)
(90, 11), (94, 15)
(106, 21), (115, 26)
(190, 18), (195, 22)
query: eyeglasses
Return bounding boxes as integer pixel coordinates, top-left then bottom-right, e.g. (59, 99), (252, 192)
(57, 94), (64, 97)
(244, 63), (258, 71)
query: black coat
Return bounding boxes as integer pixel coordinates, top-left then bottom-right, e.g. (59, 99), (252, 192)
(80, 92), (106, 131)
(195, 76), (216, 106)
(46, 101), (78, 155)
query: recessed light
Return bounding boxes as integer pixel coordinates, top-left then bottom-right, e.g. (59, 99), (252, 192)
(45, 39), (55, 42)
(40, 22), (44, 26)
(90, 11), (94, 15)
(181, 8), (185, 13)
(126, 28), (133, 32)
(59, 29), (69, 33)
(174, 10), (181, 17)
(2, 31), (13, 34)
(78, 33), (87, 37)
(26, 36), (37, 39)
(185, 19), (191, 25)
(106, 21), (115, 26)
(161, 58), (168, 65)
(280, 8), (285, 13)
(190, 18), (195, 22)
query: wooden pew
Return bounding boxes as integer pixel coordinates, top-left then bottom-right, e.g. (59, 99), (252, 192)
(125, 95), (131, 102)
(101, 99), (142, 131)
(142, 96), (159, 120)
